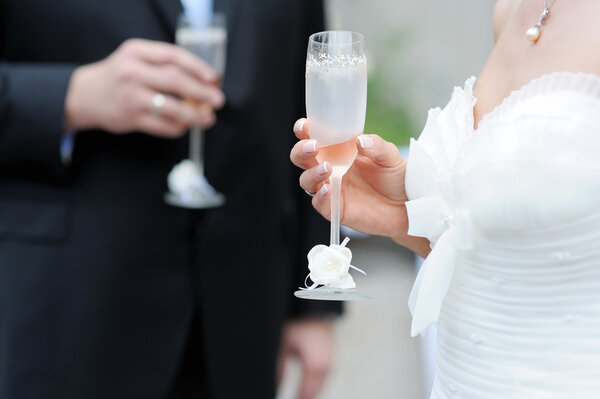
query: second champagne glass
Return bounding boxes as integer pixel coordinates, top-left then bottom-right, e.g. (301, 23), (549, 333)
(294, 31), (369, 301)
(164, 12), (227, 209)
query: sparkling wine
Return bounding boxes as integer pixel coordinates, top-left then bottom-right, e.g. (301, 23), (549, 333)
(179, 25), (225, 114)
(177, 26), (227, 77)
(306, 53), (367, 150)
(317, 136), (359, 177)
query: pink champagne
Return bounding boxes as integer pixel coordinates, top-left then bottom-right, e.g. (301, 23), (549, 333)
(317, 136), (359, 178)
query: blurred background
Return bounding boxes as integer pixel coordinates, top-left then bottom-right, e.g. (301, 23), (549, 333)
(279, 1), (495, 398)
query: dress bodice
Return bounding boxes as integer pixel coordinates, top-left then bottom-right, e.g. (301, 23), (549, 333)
(404, 72), (600, 398)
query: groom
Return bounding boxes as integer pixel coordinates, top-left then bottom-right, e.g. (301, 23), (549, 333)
(0, 0), (338, 398)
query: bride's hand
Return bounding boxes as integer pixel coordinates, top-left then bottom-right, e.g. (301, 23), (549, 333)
(290, 118), (430, 256)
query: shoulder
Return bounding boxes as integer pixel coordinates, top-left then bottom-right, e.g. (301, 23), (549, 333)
(492, 0), (521, 42)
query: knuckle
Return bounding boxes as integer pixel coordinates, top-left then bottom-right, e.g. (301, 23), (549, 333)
(116, 63), (137, 82)
(155, 45), (178, 65)
(168, 47), (183, 62)
(312, 197), (327, 217)
(120, 38), (140, 54)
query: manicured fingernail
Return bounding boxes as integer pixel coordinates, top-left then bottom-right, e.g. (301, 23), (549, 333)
(295, 119), (305, 133)
(303, 140), (317, 154)
(358, 135), (373, 148)
(318, 184), (329, 196)
(316, 162), (329, 176)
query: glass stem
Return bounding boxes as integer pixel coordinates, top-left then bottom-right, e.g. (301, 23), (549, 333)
(189, 126), (204, 175)
(330, 175), (342, 245)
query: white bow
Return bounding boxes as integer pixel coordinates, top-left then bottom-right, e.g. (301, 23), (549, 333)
(406, 195), (473, 337)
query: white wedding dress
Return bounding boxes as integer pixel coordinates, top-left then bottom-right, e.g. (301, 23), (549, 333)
(404, 72), (600, 398)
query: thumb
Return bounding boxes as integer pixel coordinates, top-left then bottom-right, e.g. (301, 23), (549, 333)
(356, 134), (404, 168)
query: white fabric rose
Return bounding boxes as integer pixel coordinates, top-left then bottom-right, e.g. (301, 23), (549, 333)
(167, 159), (215, 196)
(307, 244), (356, 289)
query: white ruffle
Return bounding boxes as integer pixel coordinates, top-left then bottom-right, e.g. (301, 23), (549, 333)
(409, 77), (477, 182)
(410, 72), (600, 184)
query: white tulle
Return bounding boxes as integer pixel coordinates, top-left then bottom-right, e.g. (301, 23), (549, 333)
(405, 72), (600, 398)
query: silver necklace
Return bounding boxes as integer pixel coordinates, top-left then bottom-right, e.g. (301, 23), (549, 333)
(526, 0), (556, 43)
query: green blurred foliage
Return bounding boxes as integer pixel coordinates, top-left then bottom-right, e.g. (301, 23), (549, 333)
(365, 72), (414, 145)
(363, 29), (416, 146)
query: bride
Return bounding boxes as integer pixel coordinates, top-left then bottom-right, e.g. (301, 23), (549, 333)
(291, 0), (600, 397)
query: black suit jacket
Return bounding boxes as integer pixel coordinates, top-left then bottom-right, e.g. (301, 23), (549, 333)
(0, 1), (336, 398)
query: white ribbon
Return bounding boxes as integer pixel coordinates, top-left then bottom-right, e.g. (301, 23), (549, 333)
(406, 195), (473, 337)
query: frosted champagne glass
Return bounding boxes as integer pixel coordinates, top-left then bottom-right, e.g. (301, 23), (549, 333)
(164, 12), (227, 209)
(294, 31), (369, 301)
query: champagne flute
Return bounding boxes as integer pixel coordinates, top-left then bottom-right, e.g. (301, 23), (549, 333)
(164, 12), (227, 209)
(294, 31), (370, 301)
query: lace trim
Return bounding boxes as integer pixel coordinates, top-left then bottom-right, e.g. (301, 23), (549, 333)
(476, 72), (600, 131)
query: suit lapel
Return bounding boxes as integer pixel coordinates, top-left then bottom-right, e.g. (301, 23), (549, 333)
(213, 0), (235, 34)
(148, 0), (183, 40)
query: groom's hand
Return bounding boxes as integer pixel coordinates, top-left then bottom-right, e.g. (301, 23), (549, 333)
(277, 319), (334, 399)
(64, 38), (226, 137)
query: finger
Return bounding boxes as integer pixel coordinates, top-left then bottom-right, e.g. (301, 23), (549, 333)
(160, 96), (216, 128)
(120, 38), (218, 83)
(356, 134), (404, 168)
(293, 118), (310, 140)
(138, 63), (225, 109)
(299, 163), (331, 196)
(140, 89), (216, 128)
(290, 139), (319, 170)
(311, 184), (332, 222)
(136, 112), (187, 138)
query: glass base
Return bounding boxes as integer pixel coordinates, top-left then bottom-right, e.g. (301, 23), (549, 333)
(164, 191), (226, 209)
(294, 286), (371, 301)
